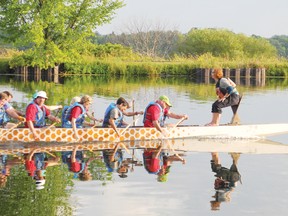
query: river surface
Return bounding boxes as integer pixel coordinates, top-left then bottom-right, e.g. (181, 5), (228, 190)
(0, 75), (287, 216)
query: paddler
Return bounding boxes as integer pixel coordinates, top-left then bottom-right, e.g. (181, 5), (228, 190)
(25, 91), (61, 140)
(143, 95), (188, 134)
(0, 92), (26, 129)
(61, 95), (95, 140)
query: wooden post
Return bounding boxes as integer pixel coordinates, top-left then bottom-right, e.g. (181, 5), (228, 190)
(255, 68), (261, 86)
(235, 68), (241, 86)
(34, 66), (41, 82)
(47, 67), (52, 82)
(225, 68), (230, 78)
(54, 65), (59, 83)
(261, 68), (266, 86)
(204, 68), (210, 84)
(245, 68), (251, 86)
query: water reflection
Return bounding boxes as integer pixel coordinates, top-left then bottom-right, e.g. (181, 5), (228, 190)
(210, 152), (242, 211)
(1, 138), (288, 215)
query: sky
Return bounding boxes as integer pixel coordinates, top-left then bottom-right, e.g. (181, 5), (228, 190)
(96, 0), (288, 38)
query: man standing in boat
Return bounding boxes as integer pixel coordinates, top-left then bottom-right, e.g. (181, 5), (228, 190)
(25, 91), (61, 140)
(205, 68), (240, 126)
(143, 95), (188, 134)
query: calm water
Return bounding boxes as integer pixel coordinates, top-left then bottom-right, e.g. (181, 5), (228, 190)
(0, 75), (288, 216)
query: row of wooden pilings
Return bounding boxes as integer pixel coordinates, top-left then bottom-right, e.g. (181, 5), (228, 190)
(14, 66), (59, 83)
(196, 68), (266, 86)
(13, 66), (266, 86)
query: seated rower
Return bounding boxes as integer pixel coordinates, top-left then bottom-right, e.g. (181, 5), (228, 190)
(102, 97), (142, 137)
(61, 95), (94, 140)
(0, 92), (26, 129)
(31, 92), (63, 112)
(64, 96), (102, 126)
(143, 95), (188, 135)
(25, 91), (61, 140)
(3, 91), (25, 117)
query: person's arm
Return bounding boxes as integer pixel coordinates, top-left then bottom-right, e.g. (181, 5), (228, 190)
(27, 120), (39, 140)
(47, 114), (61, 123)
(27, 149), (37, 161)
(153, 120), (164, 133)
(71, 146), (79, 163)
(45, 105), (63, 111)
(123, 111), (144, 116)
(71, 117), (79, 140)
(86, 112), (103, 124)
(166, 112), (188, 120)
(6, 108), (26, 122)
(109, 118), (120, 137)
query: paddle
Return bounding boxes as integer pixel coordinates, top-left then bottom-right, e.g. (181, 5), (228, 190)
(132, 99), (135, 126)
(113, 116), (140, 141)
(37, 122), (57, 138)
(44, 150), (57, 158)
(160, 116), (187, 139)
(231, 95), (243, 125)
(174, 117), (186, 128)
(0, 120), (25, 138)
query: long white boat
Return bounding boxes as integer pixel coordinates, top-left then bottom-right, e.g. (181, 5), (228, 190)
(0, 123), (288, 143)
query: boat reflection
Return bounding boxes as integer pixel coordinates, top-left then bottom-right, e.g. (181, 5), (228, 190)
(0, 137), (287, 214)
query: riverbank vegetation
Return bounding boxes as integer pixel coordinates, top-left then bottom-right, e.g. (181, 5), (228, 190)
(1, 1), (288, 77)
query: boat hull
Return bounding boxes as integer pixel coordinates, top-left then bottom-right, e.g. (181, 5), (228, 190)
(0, 123), (288, 143)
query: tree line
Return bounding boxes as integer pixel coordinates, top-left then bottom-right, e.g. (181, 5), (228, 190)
(1, 1), (288, 75)
(95, 28), (288, 59)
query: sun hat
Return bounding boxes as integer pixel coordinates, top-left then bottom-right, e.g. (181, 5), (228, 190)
(159, 95), (172, 107)
(33, 91), (48, 99)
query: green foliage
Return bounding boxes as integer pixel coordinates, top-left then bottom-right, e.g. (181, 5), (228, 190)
(176, 28), (277, 59)
(93, 43), (135, 59)
(0, 0), (124, 69)
(269, 35), (288, 58)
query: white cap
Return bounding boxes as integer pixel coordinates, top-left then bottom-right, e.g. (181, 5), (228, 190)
(34, 91), (48, 99)
(35, 179), (46, 190)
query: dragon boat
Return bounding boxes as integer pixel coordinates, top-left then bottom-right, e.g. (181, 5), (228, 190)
(0, 123), (288, 144)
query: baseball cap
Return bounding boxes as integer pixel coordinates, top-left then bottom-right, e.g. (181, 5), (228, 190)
(159, 95), (172, 107)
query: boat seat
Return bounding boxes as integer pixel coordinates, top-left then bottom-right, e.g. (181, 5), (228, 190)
(230, 94), (243, 125)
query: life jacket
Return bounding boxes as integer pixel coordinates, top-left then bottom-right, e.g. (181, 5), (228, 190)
(102, 103), (123, 127)
(26, 102), (47, 127)
(0, 107), (9, 126)
(216, 78), (238, 95)
(61, 102), (86, 128)
(143, 102), (164, 127)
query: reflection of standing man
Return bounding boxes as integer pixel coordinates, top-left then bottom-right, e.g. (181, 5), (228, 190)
(210, 152), (241, 211)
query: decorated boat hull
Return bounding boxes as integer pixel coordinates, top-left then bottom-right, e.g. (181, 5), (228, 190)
(0, 123), (288, 143)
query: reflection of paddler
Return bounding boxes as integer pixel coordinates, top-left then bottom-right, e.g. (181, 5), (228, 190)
(0, 154), (24, 188)
(143, 145), (163, 174)
(157, 152), (186, 182)
(102, 142), (132, 179)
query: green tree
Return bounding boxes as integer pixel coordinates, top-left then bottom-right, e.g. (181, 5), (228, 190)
(269, 35), (288, 58)
(0, 0), (124, 69)
(176, 28), (277, 59)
